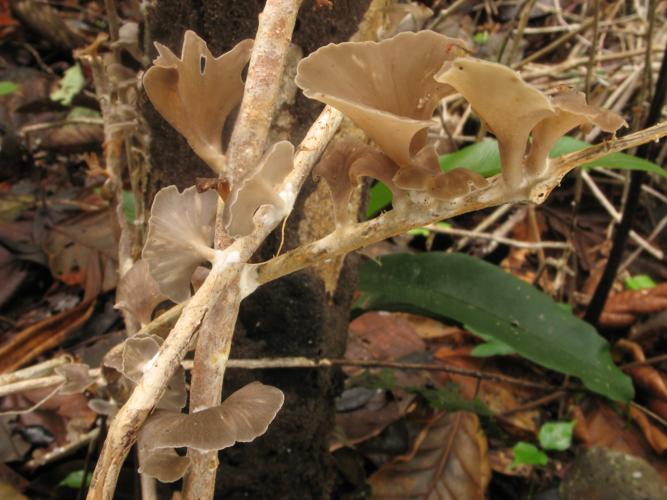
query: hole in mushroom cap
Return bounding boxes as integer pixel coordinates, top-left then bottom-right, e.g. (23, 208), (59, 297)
(143, 31), (253, 175)
(295, 31), (465, 168)
(142, 185), (219, 303)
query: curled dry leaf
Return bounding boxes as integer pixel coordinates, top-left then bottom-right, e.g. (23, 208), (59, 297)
(600, 283), (667, 328)
(368, 411), (491, 499)
(615, 339), (667, 402)
(143, 31), (253, 174)
(296, 31), (464, 170)
(138, 382), (284, 482)
(142, 185), (218, 303)
(55, 363), (93, 395)
(224, 141), (295, 237)
(115, 259), (166, 327)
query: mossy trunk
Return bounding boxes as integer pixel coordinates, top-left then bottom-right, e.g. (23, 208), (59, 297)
(142, 1), (371, 497)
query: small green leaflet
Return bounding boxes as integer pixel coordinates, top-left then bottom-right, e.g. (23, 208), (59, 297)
(50, 64), (85, 106)
(0, 81), (18, 96)
(511, 442), (548, 468)
(58, 470), (92, 489)
(412, 383), (492, 416)
(356, 253), (634, 402)
(538, 420), (575, 451)
(468, 326), (516, 357)
(624, 274), (656, 290)
(367, 182), (393, 217)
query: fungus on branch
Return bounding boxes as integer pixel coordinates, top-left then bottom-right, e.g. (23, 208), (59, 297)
(314, 137), (401, 226)
(142, 185), (218, 303)
(525, 89), (627, 175)
(143, 31), (253, 174)
(436, 57), (555, 189)
(295, 31), (464, 170)
(55, 363), (94, 395)
(115, 259), (166, 328)
(224, 141), (295, 237)
(137, 382), (284, 482)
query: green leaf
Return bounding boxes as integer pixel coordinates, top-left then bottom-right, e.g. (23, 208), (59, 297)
(473, 31), (489, 45)
(58, 470), (92, 489)
(408, 228), (430, 237)
(538, 421), (575, 451)
(624, 274), (656, 290)
(438, 137), (667, 179)
(367, 182), (393, 217)
(468, 326), (516, 357)
(122, 190), (135, 223)
(351, 369), (397, 390)
(511, 442), (548, 467)
(50, 64), (85, 106)
(0, 81), (18, 96)
(413, 382), (492, 416)
(356, 253), (634, 402)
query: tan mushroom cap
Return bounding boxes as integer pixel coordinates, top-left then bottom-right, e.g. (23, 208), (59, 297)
(224, 141), (294, 237)
(139, 381), (284, 453)
(427, 168), (488, 200)
(143, 31), (253, 174)
(138, 425), (191, 482)
(314, 137), (400, 226)
(436, 57), (555, 188)
(121, 334), (187, 411)
(115, 259), (166, 327)
(142, 185), (218, 303)
(55, 363), (94, 395)
(525, 89), (627, 175)
(296, 31), (465, 168)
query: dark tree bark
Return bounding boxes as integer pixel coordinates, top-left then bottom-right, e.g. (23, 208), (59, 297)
(142, 1), (371, 498)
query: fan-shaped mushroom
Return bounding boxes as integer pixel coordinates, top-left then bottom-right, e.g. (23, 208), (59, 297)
(55, 363), (94, 395)
(142, 185), (218, 303)
(427, 168), (488, 200)
(314, 137), (401, 226)
(525, 89), (627, 175)
(143, 31), (253, 174)
(115, 259), (166, 328)
(137, 382), (284, 482)
(436, 57), (555, 189)
(223, 141), (295, 237)
(295, 31), (464, 170)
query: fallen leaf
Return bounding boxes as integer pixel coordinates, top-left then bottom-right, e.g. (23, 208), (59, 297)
(368, 411), (491, 499)
(629, 406), (667, 454)
(43, 210), (118, 301)
(600, 283), (667, 328)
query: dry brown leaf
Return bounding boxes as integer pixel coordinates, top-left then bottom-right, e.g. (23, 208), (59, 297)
(368, 411), (490, 499)
(600, 283), (667, 328)
(43, 210), (118, 301)
(616, 339), (667, 402)
(629, 406), (667, 455)
(0, 300), (94, 373)
(335, 391), (403, 448)
(346, 312), (426, 371)
(575, 400), (667, 480)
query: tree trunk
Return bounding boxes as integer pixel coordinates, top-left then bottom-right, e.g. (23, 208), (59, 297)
(142, 1), (372, 497)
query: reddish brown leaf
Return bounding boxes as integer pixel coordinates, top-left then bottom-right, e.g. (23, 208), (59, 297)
(600, 283), (667, 328)
(368, 411), (491, 499)
(629, 406), (667, 455)
(0, 300), (94, 373)
(43, 210), (118, 301)
(616, 339), (667, 402)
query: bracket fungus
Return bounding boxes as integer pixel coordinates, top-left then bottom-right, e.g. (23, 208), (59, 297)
(436, 57), (555, 189)
(54, 363), (94, 395)
(142, 185), (218, 303)
(121, 334), (187, 411)
(137, 381), (284, 482)
(314, 137), (401, 226)
(143, 31), (253, 175)
(525, 89), (627, 176)
(223, 141), (295, 237)
(295, 31), (464, 170)
(115, 259), (166, 328)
